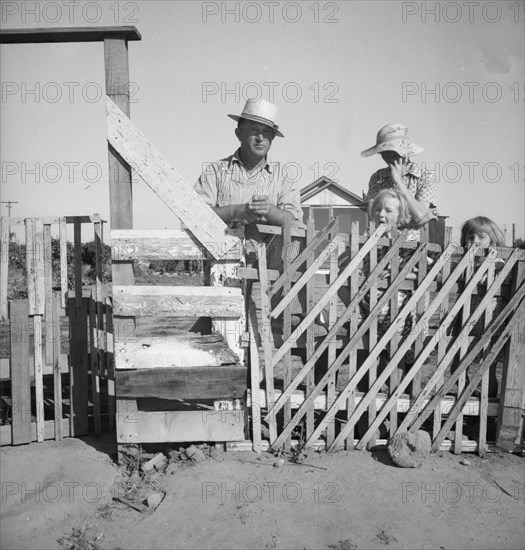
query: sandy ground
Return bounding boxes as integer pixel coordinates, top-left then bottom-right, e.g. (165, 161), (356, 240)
(1, 434), (524, 550)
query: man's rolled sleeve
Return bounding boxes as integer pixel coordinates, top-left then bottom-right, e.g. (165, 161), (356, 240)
(277, 173), (302, 222)
(194, 163), (219, 206)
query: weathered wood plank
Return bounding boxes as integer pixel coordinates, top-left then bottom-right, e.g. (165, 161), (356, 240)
(114, 335), (238, 369)
(115, 366), (247, 399)
(116, 405), (245, 443)
(25, 219), (36, 314)
(112, 228), (209, 261)
(113, 285), (243, 318)
(106, 96), (241, 260)
(248, 292), (262, 452)
(59, 217), (68, 308)
(53, 293), (63, 441)
(33, 315), (44, 442)
(9, 301), (32, 445)
(44, 224), (53, 366)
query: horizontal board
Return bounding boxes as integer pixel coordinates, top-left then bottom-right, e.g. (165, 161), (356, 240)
(116, 408), (245, 443)
(116, 366), (247, 399)
(113, 285), (243, 318)
(246, 389), (499, 417)
(225, 439), (508, 454)
(112, 228), (207, 261)
(115, 335), (238, 369)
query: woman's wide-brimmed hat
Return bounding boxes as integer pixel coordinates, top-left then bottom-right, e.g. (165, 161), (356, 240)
(361, 123), (424, 158)
(228, 98), (284, 138)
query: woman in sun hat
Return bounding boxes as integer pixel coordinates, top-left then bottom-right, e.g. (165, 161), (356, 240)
(362, 123), (437, 240)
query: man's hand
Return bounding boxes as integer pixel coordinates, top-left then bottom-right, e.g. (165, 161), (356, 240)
(249, 194), (272, 217)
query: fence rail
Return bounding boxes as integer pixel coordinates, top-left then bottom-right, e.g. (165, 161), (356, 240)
(0, 215), (114, 445)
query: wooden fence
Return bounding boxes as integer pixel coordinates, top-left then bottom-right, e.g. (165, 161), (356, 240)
(0, 215), (114, 445)
(242, 218), (525, 456)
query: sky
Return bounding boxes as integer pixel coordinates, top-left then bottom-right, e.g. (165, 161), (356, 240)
(1, 0), (524, 245)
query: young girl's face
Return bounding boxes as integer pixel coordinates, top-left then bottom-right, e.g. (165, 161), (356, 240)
(373, 197), (400, 230)
(465, 232), (492, 248)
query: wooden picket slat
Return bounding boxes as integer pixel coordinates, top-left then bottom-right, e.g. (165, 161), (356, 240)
(0, 217), (9, 321)
(69, 296), (89, 436)
(305, 216), (316, 440)
(345, 222), (359, 450)
(248, 291), (262, 452)
(282, 220), (292, 451)
(259, 244), (276, 444)
(89, 295), (102, 435)
(9, 300), (32, 445)
(59, 217), (68, 308)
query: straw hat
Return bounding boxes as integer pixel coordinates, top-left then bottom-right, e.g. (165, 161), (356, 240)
(361, 123), (424, 157)
(228, 98), (284, 138)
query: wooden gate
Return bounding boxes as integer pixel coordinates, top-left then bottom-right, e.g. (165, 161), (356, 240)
(246, 219), (525, 455)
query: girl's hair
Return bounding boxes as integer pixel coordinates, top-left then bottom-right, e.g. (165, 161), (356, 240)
(460, 216), (505, 247)
(368, 189), (411, 227)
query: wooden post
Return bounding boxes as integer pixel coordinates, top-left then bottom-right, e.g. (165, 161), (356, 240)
(104, 37), (134, 287)
(496, 255), (525, 450)
(105, 37), (134, 444)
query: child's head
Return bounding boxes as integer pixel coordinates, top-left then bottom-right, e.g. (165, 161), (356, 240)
(460, 216), (505, 248)
(369, 189), (410, 231)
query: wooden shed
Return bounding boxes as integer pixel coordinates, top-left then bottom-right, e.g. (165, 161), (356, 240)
(301, 177), (368, 234)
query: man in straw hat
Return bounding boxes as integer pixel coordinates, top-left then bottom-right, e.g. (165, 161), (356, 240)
(195, 98), (304, 331)
(194, 98), (302, 236)
(362, 123), (437, 239)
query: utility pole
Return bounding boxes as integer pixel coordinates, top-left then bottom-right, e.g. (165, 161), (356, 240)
(1, 201), (19, 216)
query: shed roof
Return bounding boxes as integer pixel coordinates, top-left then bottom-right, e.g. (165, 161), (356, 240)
(301, 177), (366, 207)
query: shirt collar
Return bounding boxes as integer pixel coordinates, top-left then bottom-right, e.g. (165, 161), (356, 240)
(230, 149), (273, 173)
